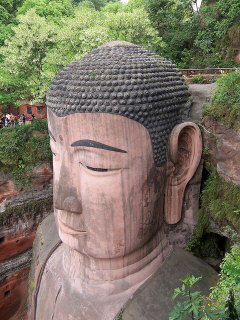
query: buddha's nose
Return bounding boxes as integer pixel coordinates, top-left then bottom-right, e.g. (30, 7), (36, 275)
(54, 193), (82, 213)
(54, 164), (82, 213)
(63, 196), (81, 213)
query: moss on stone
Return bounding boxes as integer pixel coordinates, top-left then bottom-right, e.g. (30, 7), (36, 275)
(186, 209), (210, 252)
(115, 309), (123, 320)
(201, 171), (240, 232)
(187, 165), (240, 255)
(0, 196), (53, 227)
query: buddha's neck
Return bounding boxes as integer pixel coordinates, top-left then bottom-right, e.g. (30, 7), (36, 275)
(62, 228), (172, 295)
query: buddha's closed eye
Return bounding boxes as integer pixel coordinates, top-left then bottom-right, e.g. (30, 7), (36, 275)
(80, 162), (120, 172)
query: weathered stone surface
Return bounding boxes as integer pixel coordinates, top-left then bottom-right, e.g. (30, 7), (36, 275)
(0, 180), (19, 203)
(0, 266), (29, 320)
(122, 248), (218, 320)
(29, 162), (53, 186)
(202, 116), (240, 185)
(0, 164), (53, 320)
(0, 231), (35, 262)
(165, 160), (204, 248)
(188, 83), (216, 121)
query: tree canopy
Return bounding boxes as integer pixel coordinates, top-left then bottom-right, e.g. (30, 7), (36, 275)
(0, 2), (163, 104)
(0, 0), (239, 105)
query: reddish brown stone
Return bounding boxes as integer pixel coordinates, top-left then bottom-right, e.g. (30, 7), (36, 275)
(0, 267), (29, 320)
(29, 162), (53, 186)
(0, 231), (36, 262)
(0, 180), (19, 203)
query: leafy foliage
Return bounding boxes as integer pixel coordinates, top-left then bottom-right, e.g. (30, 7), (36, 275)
(145, 0), (198, 67)
(201, 169), (240, 232)
(192, 75), (204, 84)
(169, 274), (225, 320)
(0, 0), (24, 48)
(0, 9), (59, 104)
(202, 71), (240, 128)
(0, 5), (163, 104)
(145, 0), (240, 67)
(210, 244), (240, 311)
(0, 120), (51, 185)
(17, 0), (74, 23)
(0, 0), (239, 105)
(73, 0), (118, 10)
(191, 0), (240, 67)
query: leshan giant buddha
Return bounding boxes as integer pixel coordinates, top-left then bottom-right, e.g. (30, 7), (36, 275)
(28, 41), (208, 320)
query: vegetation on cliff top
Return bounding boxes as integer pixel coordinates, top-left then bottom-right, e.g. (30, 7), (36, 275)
(202, 70), (240, 128)
(0, 120), (52, 185)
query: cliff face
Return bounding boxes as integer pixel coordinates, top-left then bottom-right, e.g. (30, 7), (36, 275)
(0, 163), (53, 320)
(202, 117), (240, 186)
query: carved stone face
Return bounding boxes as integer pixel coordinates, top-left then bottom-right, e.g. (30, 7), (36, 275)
(48, 109), (166, 259)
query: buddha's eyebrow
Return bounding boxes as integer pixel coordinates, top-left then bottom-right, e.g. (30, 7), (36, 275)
(48, 129), (56, 142)
(71, 139), (127, 153)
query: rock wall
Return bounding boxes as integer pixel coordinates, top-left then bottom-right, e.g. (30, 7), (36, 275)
(202, 116), (240, 186)
(0, 163), (53, 320)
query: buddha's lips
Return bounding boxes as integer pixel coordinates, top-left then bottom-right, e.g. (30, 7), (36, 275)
(58, 217), (86, 235)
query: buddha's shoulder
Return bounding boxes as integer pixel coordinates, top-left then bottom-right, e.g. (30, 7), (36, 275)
(32, 213), (61, 265)
(28, 213), (61, 319)
(121, 248), (218, 320)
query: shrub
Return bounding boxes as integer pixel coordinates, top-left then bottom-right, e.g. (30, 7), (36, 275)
(202, 71), (240, 128)
(200, 170), (240, 233)
(210, 243), (240, 311)
(0, 120), (51, 185)
(192, 75), (204, 84)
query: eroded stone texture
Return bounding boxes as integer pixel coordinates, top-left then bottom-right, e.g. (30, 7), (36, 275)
(0, 267), (29, 320)
(0, 180), (19, 203)
(121, 248), (218, 320)
(0, 167), (53, 320)
(29, 162), (53, 187)
(202, 116), (240, 185)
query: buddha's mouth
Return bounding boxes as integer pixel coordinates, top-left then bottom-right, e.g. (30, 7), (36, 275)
(58, 217), (87, 236)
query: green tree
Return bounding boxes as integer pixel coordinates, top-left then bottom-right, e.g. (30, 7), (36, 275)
(0, 9), (59, 104)
(73, 0), (119, 10)
(192, 0), (240, 67)
(210, 244), (240, 311)
(0, 0), (24, 47)
(46, 6), (163, 69)
(0, 5), (163, 104)
(17, 0), (74, 24)
(145, 0), (199, 67)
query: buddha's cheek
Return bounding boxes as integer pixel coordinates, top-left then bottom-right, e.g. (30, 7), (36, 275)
(80, 169), (125, 259)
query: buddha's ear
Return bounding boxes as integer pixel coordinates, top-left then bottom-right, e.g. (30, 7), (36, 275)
(164, 122), (202, 224)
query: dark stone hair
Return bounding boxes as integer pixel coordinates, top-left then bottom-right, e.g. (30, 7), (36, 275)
(46, 41), (190, 166)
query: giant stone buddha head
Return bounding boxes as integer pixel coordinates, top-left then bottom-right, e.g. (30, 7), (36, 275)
(46, 41), (202, 262)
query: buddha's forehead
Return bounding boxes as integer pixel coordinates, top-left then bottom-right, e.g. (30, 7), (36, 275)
(48, 109), (153, 155)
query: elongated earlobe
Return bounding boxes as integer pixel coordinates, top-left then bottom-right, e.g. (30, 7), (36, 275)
(164, 122), (202, 224)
